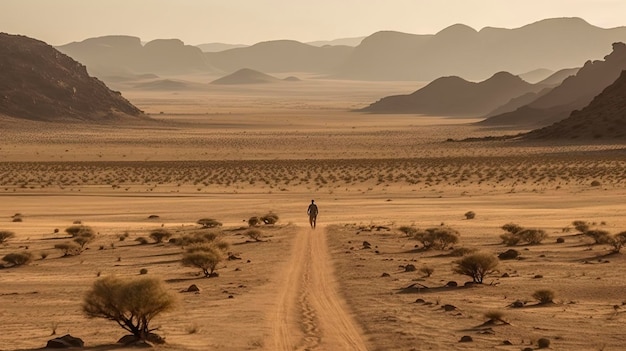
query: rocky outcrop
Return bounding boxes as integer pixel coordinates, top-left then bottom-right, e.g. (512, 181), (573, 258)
(0, 33), (144, 122)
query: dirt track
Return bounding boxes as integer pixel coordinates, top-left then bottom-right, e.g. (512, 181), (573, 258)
(269, 225), (368, 351)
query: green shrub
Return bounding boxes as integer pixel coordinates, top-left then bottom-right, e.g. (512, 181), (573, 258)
(149, 229), (172, 243)
(2, 251), (33, 266)
(453, 252), (499, 283)
(0, 230), (15, 244)
(83, 276), (175, 342)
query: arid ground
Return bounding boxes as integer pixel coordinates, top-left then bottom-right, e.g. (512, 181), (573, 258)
(1, 78), (626, 351)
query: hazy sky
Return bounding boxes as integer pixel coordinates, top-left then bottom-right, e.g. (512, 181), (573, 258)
(2, 0), (625, 45)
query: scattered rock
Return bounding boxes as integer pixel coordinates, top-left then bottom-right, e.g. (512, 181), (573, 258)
(147, 215), (160, 219)
(442, 304), (457, 311)
(228, 254), (241, 260)
(459, 335), (473, 342)
(498, 249), (520, 260)
(556, 237), (565, 243)
(502, 340), (513, 345)
(381, 272), (390, 277)
(464, 281), (476, 287)
(186, 284), (200, 293)
(404, 264), (417, 272)
(501, 273), (510, 278)
(534, 274), (544, 279)
(537, 337), (551, 348)
(46, 334), (84, 348)
(510, 300), (525, 308)
(445, 281), (458, 287)
(362, 241), (371, 249)
(415, 298), (425, 304)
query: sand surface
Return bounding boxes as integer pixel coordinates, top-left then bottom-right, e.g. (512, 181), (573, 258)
(1, 78), (626, 350)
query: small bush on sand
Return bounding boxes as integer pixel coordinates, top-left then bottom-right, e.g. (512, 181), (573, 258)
(500, 233), (521, 246)
(0, 230), (15, 244)
(65, 225), (94, 238)
(196, 218), (222, 228)
(517, 228), (548, 245)
(585, 229), (611, 244)
(449, 247), (476, 257)
(2, 251), (33, 266)
(412, 227), (460, 250)
(537, 337), (551, 348)
(83, 276), (175, 343)
(261, 212), (279, 225)
(572, 220), (590, 233)
(139, 268), (148, 275)
(246, 229), (263, 242)
(149, 229), (172, 243)
(182, 245), (223, 277)
(464, 211), (476, 219)
(173, 232), (219, 246)
(135, 237), (150, 245)
(484, 310), (507, 324)
(609, 231), (626, 253)
(419, 266), (434, 277)
(118, 232), (130, 241)
(398, 226), (418, 237)
(248, 216), (261, 227)
(500, 225), (547, 245)
(73, 230), (96, 248)
(54, 242), (82, 256)
(532, 289), (555, 304)
(453, 252), (499, 284)
(501, 223), (523, 234)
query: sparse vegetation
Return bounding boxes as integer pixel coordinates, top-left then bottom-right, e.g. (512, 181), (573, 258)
(532, 289), (556, 304)
(419, 266), (434, 277)
(248, 216), (261, 227)
(261, 212), (279, 225)
(65, 225), (94, 238)
(609, 231), (626, 253)
(196, 218), (222, 228)
(0, 230), (15, 244)
(149, 228), (172, 243)
(82, 276), (175, 342)
(182, 245), (223, 277)
(54, 242), (82, 256)
(411, 227), (460, 250)
(500, 225), (547, 245)
(484, 310), (507, 324)
(2, 251), (33, 266)
(135, 237), (150, 245)
(464, 211), (476, 219)
(585, 229), (611, 244)
(453, 252), (499, 283)
(246, 229), (263, 242)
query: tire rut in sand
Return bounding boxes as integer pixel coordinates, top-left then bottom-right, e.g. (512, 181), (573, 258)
(269, 226), (367, 351)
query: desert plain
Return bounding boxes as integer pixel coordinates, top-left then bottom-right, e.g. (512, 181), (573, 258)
(1, 77), (626, 351)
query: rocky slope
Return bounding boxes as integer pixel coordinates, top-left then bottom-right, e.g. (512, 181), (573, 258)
(0, 33), (144, 122)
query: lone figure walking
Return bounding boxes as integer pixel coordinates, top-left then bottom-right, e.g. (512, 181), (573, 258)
(307, 200), (318, 229)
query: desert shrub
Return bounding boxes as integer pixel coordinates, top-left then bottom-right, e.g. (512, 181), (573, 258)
(261, 212), (279, 225)
(196, 218), (222, 228)
(419, 266), (434, 277)
(135, 237), (150, 245)
(609, 231), (626, 253)
(83, 276), (175, 342)
(398, 226), (418, 237)
(248, 216), (261, 227)
(453, 252), (499, 284)
(174, 232), (219, 246)
(532, 289), (555, 304)
(118, 232), (129, 241)
(73, 230), (96, 248)
(412, 227), (459, 250)
(449, 247), (476, 257)
(501, 223), (523, 234)
(572, 220), (590, 233)
(149, 229), (172, 243)
(246, 229), (263, 242)
(590, 180), (602, 187)
(0, 230), (15, 244)
(537, 337), (551, 348)
(54, 242), (82, 256)
(517, 228), (548, 245)
(182, 246), (223, 277)
(500, 233), (521, 246)
(2, 251), (33, 266)
(498, 249), (520, 260)
(65, 225), (94, 238)
(139, 268), (148, 275)
(464, 211), (476, 219)
(585, 229), (611, 244)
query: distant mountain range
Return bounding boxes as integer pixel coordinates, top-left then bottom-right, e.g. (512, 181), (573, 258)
(361, 71), (553, 116)
(210, 68), (297, 85)
(54, 18), (626, 83)
(0, 33), (144, 122)
(479, 42), (626, 127)
(524, 70), (626, 139)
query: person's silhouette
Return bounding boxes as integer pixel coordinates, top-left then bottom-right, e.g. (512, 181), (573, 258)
(307, 200), (318, 228)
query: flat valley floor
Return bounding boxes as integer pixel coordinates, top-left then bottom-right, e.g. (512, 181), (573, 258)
(1, 78), (626, 350)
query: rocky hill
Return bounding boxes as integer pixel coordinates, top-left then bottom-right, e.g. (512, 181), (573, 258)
(361, 72), (544, 116)
(479, 42), (626, 127)
(0, 33), (144, 122)
(524, 70), (626, 139)
(334, 18), (626, 81)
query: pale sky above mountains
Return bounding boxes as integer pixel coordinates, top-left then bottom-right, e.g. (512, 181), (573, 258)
(2, 0), (625, 45)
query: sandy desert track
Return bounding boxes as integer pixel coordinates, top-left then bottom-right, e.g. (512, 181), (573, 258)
(269, 225), (368, 351)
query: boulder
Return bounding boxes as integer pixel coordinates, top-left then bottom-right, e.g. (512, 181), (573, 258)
(46, 334), (84, 348)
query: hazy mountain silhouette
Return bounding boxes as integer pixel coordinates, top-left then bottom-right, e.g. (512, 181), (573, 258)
(519, 69), (555, 83)
(361, 72), (545, 116)
(132, 79), (207, 91)
(205, 40), (353, 73)
(196, 43), (248, 52)
(334, 18), (626, 81)
(57, 36), (218, 78)
(306, 37), (365, 47)
(0, 33), (144, 122)
(524, 70), (626, 139)
(211, 68), (282, 85)
(479, 42), (626, 127)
